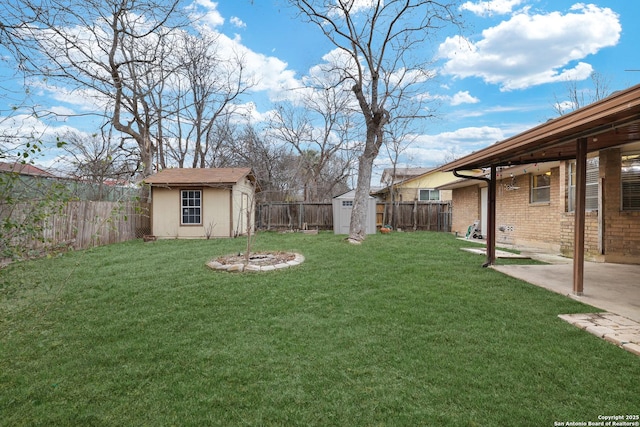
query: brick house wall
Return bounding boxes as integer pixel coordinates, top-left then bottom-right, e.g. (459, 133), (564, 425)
(450, 151), (640, 264)
(494, 167), (562, 251)
(558, 158), (600, 260)
(558, 150), (640, 263)
(451, 167), (562, 251)
(559, 213), (600, 260)
(599, 148), (640, 263)
(451, 184), (481, 237)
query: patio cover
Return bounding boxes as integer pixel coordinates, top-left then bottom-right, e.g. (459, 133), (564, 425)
(440, 83), (640, 295)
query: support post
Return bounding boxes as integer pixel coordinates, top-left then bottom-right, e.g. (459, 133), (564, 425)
(573, 138), (587, 295)
(484, 166), (497, 267)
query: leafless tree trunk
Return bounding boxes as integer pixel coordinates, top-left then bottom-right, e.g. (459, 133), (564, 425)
(289, 0), (462, 242)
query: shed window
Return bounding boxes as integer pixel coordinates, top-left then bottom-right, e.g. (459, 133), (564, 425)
(419, 189), (440, 201)
(622, 154), (640, 210)
(569, 158), (599, 211)
(181, 190), (202, 224)
(342, 200), (353, 207)
(530, 172), (551, 203)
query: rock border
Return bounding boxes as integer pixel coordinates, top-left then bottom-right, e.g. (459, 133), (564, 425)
(206, 252), (305, 273)
(558, 312), (640, 356)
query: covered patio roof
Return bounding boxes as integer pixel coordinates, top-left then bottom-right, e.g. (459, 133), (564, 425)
(441, 83), (640, 172)
(438, 83), (640, 297)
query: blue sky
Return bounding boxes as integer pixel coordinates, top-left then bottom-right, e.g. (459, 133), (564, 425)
(217, 0), (639, 175)
(1, 0), (638, 184)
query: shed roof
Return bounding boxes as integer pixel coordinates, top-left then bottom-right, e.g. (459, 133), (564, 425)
(440, 83), (640, 171)
(144, 168), (254, 187)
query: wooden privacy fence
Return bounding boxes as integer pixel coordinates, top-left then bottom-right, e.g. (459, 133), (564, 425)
(256, 202), (334, 230)
(256, 201), (451, 232)
(1, 200), (150, 252)
(377, 201), (451, 232)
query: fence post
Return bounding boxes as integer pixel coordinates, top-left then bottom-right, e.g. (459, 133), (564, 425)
(299, 202), (303, 229)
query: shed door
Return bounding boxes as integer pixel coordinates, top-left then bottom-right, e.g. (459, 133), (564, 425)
(340, 199), (353, 234)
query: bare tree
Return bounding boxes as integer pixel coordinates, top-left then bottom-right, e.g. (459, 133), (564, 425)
(268, 84), (358, 202)
(553, 71), (612, 115)
(289, 0), (462, 242)
(232, 124), (296, 202)
(60, 129), (137, 200)
(382, 119), (419, 228)
(163, 31), (254, 169)
(10, 0), (185, 177)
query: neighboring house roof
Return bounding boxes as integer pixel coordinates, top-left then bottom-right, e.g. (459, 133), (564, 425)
(380, 167), (434, 184)
(0, 162), (56, 178)
(144, 168), (254, 187)
(374, 168), (456, 195)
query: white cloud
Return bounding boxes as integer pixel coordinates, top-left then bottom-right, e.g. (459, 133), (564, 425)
(438, 4), (621, 90)
(400, 126), (508, 165)
(189, 0), (225, 27)
(416, 90), (479, 106)
(460, 0), (524, 16)
(329, 0), (378, 17)
(230, 16), (246, 29)
(453, 103), (535, 119)
(450, 90), (480, 106)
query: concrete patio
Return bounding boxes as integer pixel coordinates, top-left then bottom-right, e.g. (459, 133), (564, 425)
(462, 243), (640, 356)
(491, 253), (640, 323)
(484, 246), (640, 356)
(462, 242), (640, 322)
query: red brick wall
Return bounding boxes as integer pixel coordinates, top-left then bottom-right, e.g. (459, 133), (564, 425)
(451, 184), (481, 237)
(493, 168), (561, 251)
(451, 154), (640, 263)
(600, 148), (640, 263)
(559, 212), (600, 259)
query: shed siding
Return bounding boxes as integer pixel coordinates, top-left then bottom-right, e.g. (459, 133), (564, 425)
(151, 187), (232, 239)
(231, 178), (256, 236)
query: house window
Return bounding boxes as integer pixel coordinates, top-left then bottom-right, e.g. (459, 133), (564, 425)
(419, 189), (440, 201)
(622, 154), (640, 210)
(181, 190), (202, 224)
(342, 200), (353, 207)
(530, 172), (551, 203)
(568, 158), (599, 211)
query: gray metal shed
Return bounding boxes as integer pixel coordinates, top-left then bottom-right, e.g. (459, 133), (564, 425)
(332, 190), (377, 235)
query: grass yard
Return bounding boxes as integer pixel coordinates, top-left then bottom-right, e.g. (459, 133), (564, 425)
(1, 231), (638, 426)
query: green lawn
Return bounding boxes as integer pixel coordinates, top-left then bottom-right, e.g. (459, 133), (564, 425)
(1, 232), (638, 426)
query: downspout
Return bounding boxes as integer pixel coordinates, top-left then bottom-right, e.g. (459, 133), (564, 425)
(453, 168), (497, 267)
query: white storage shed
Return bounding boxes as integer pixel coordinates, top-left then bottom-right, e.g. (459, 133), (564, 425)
(332, 190), (377, 235)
